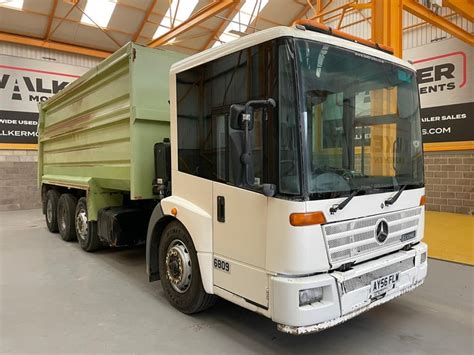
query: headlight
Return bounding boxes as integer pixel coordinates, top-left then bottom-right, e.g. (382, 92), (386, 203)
(421, 251), (427, 264)
(299, 287), (323, 306)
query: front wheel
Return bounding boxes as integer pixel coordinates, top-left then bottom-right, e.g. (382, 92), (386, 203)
(159, 221), (216, 314)
(75, 197), (102, 252)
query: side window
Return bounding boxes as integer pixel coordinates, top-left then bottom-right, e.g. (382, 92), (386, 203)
(279, 43), (300, 195)
(177, 41), (277, 190)
(211, 112), (227, 181)
(176, 67), (202, 176)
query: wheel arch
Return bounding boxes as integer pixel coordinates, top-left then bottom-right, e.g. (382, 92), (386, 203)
(146, 197), (213, 294)
(146, 204), (175, 282)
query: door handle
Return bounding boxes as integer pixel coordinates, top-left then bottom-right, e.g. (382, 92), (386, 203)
(217, 196), (225, 223)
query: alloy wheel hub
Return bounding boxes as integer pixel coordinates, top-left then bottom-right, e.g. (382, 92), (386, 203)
(165, 240), (192, 293)
(75, 209), (88, 240)
(46, 199), (53, 223)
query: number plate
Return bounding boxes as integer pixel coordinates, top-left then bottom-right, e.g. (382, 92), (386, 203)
(370, 271), (400, 297)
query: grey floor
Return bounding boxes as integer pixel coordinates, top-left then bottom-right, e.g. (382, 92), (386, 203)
(0, 209), (472, 354)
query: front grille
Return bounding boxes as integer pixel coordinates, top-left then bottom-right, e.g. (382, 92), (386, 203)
(342, 257), (415, 293)
(323, 207), (422, 266)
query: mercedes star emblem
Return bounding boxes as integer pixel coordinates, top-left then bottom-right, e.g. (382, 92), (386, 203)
(375, 219), (389, 244)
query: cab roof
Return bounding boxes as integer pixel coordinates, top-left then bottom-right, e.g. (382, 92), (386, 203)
(170, 26), (415, 75)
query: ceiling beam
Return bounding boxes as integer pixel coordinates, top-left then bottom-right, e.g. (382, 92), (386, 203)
(311, 1), (356, 21)
(1, 5), (217, 36)
(132, 0), (158, 42)
(402, 0), (474, 46)
(43, 0), (58, 40)
(372, 0), (402, 57)
(202, 0), (243, 50)
(0, 32), (112, 58)
(74, 2), (122, 48)
(148, 0), (239, 48)
(301, 0), (333, 23)
(340, 16), (371, 30)
(403, 12), (457, 32)
(47, 1), (78, 41)
(442, 0), (474, 23)
(290, 0), (318, 25)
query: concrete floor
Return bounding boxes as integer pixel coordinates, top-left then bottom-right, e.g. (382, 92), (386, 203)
(0, 209), (473, 354)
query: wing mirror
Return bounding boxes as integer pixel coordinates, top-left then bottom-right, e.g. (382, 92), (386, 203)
(229, 98), (276, 131)
(229, 98), (276, 190)
(230, 104), (252, 130)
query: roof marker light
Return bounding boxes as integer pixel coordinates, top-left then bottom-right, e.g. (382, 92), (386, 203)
(294, 19), (394, 55)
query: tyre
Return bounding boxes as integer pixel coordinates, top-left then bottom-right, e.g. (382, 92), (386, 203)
(45, 190), (60, 233)
(159, 221), (216, 314)
(57, 194), (78, 242)
(75, 197), (102, 252)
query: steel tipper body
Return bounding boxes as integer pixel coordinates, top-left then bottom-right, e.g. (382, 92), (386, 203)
(38, 43), (185, 220)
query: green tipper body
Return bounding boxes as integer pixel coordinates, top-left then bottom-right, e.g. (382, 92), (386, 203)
(38, 43), (186, 220)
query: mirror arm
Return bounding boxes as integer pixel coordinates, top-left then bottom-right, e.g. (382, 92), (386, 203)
(240, 98), (277, 187)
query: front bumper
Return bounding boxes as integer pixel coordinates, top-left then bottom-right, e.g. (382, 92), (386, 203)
(271, 243), (428, 335)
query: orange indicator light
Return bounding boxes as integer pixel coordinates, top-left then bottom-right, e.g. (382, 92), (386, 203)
(290, 211), (327, 226)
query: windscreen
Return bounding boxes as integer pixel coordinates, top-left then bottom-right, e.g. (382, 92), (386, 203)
(295, 39), (424, 199)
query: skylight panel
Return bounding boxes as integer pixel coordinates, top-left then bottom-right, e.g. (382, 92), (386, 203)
(213, 0), (269, 47)
(153, 0), (200, 40)
(81, 0), (117, 28)
(0, 0), (24, 10)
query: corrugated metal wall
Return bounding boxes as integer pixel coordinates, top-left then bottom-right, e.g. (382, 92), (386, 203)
(322, 0), (371, 39)
(323, 0), (372, 39)
(403, 8), (473, 49)
(322, 0), (473, 50)
(0, 42), (101, 67)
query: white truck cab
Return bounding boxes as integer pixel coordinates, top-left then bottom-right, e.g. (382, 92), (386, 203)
(146, 25), (427, 334)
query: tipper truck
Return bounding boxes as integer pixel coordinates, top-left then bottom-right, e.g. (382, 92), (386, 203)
(39, 22), (427, 334)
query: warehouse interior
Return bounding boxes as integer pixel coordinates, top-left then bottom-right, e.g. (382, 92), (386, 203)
(0, 0), (473, 353)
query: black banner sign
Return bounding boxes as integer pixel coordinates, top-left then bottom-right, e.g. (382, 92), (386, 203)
(0, 110), (39, 144)
(420, 102), (474, 143)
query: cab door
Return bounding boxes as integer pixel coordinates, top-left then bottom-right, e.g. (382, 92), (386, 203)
(211, 109), (270, 308)
(210, 41), (278, 308)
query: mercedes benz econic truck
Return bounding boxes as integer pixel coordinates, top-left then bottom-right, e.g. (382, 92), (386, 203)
(38, 22), (427, 334)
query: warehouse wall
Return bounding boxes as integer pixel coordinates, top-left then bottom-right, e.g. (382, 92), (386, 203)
(0, 42), (100, 212)
(424, 150), (474, 214)
(0, 150), (39, 211)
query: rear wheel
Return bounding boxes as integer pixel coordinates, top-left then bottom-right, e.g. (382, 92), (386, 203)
(45, 190), (60, 233)
(75, 197), (101, 252)
(57, 194), (78, 242)
(159, 221), (216, 314)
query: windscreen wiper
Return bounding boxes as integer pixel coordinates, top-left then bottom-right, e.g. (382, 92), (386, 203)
(329, 187), (366, 215)
(384, 185), (407, 207)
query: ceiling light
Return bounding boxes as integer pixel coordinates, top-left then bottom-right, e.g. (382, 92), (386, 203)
(228, 29), (247, 37)
(213, 0), (269, 47)
(81, 0), (117, 28)
(0, 0), (24, 10)
(153, 0), (199, 39)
